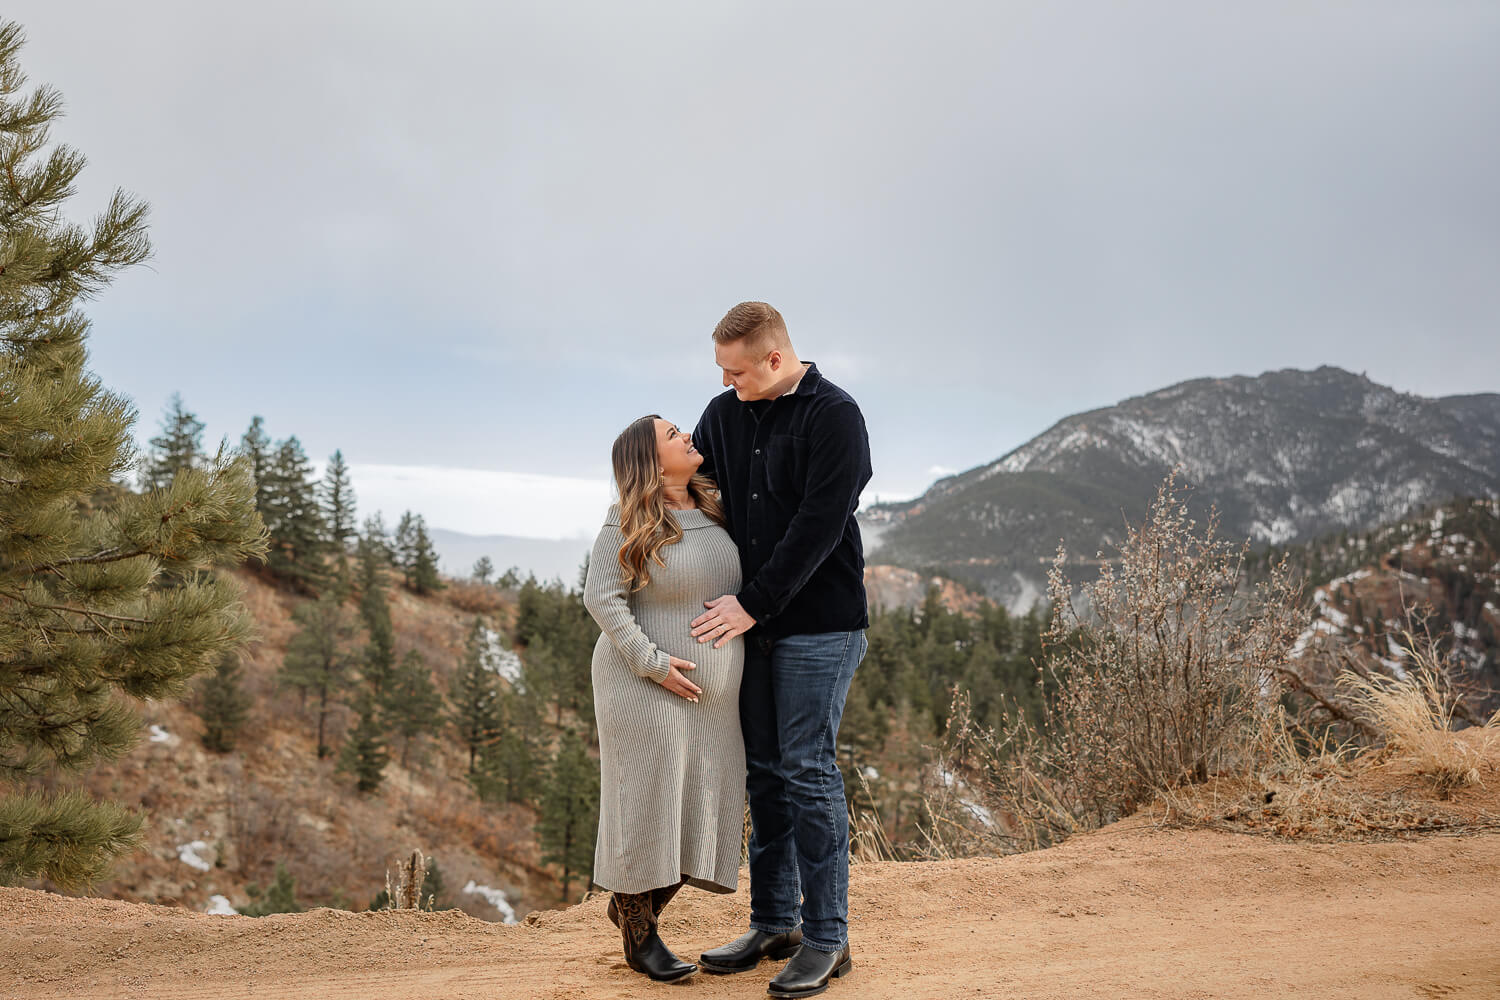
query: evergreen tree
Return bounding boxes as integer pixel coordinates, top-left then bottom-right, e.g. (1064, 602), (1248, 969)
(194, 650), (253, 753)
(338, 695), (389, 793)
(237, 862), (303, 916)
(280, 597), (362, 758)
(355, 531), (397, 697)
(320, 449), (357, 592)
(0, 22), (268, 889)
(393, 511), (418, 584)
(262, 436), (330, 593)
(535, 729), (599, 901)
(361, 511), (392, 565)
(408, 516), (443, 595)
(238, 415), (275, 517)
(384, 649), (444, 768)
(473, 686), (544, 805)
(472, 555), (494, 584)
(139, 391), (206, 491)
(450, 617), (502, 772)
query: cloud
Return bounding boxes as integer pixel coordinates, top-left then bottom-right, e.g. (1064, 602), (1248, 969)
(327, 463), (612, 540)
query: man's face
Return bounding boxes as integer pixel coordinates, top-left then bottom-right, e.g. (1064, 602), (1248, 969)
(715, 339), (780, 401)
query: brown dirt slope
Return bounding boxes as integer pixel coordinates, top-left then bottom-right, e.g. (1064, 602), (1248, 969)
(5, 817), (1498, 1000)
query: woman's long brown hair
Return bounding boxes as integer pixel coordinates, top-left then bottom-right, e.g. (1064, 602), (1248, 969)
(612, 414), (726, 593)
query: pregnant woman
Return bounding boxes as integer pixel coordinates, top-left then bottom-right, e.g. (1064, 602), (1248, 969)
(583, 414), (746, 984)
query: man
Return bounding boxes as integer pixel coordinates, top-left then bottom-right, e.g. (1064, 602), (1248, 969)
(689, 301), (872, 998)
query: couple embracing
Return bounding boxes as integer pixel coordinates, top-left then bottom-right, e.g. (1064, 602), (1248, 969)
(581, 301), (872, 997)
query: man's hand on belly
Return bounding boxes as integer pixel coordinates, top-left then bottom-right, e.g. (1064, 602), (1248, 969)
(691, 595), (757, 649)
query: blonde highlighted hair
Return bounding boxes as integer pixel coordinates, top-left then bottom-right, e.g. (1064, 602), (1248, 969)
(611, 414), (725, 593)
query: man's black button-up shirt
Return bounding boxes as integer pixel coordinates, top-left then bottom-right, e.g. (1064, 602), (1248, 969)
(692, 362), (872, 639)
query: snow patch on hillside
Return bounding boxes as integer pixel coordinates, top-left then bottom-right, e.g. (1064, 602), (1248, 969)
(177, 841), (213, 872)
(462, 880), (518, 924)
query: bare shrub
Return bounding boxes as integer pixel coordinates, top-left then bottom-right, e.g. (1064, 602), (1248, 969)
(224, 765), (298, 878)
(1041, 475), (1304, 817)
(919, 474), (1307, 854)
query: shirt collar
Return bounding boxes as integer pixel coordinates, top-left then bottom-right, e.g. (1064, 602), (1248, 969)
(780, 361), (815, 397)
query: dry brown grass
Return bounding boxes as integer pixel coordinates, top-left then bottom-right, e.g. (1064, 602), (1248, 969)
(1157, 705), (1500, 841)
(1336, 651), (1500, 798)
(440, 580), (509, 617)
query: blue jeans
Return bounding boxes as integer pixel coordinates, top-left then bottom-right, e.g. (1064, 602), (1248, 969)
(740, 629), (867, 953)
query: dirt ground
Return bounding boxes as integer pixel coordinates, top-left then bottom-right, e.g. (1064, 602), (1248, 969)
(4, 814), (1499, 1000)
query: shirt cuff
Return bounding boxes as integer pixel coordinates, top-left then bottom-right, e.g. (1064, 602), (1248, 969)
(737, 584), (771, 625)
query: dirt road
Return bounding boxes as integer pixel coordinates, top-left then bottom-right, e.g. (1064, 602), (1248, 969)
(5, 817), (1498, 1000)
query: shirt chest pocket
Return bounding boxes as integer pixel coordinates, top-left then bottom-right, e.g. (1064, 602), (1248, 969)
(763, 434), (807, 499)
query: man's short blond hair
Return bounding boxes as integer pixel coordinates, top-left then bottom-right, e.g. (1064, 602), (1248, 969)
(712, 301), (789, 354)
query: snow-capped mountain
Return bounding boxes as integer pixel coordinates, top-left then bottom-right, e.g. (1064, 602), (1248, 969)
(863, 367), (1500, 610)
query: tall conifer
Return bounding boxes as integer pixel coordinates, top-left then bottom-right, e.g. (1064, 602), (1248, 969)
(0, 22), (267, 888)
(384, 649), (443, 768)
(449, 617), (501, 773)
(238, 416), (274, 517)
(139, 392), (206, 492)
(321, 449), (357, 593)
(194, 650), (253, 753)
(280, 597), (362, 758)
(536, 729), (599, 901)
(263, 436), (329, 593)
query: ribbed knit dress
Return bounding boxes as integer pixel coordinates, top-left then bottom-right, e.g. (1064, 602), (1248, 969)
(583, 503), (746, 895)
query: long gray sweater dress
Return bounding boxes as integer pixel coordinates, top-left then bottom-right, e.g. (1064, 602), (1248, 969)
(583, 503), (746, 895)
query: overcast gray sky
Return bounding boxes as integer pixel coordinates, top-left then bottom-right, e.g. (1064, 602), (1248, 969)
(10, 2), (1499, 539)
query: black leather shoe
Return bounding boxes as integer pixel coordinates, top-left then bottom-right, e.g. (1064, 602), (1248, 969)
(626, 930), (697, 984)
(766, 943), (852, 998)
(699, 928), (804, 974)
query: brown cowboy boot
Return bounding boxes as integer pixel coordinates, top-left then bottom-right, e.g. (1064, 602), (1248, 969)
(607, 878), (686, 927)
(615, 890), (696, 983)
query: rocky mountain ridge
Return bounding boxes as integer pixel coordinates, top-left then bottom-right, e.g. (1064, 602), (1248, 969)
(863, 366), (1500, 609)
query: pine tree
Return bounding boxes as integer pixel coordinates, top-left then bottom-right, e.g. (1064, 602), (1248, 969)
(338, 695), (389, 794)
(393, 511), (418, 585)
(355, 531), (397, 697)
(450, 617), (502, 773)
(360, 512), (392, 565)
(472, 555), (494, 584)
(280, 596), (362, 758)
(263, 436), (330, 593)
(392, 510), (443, 595)
(321, 449), (357, 593)
(237, 861), (303, 916)
(384, 649), (443, 768)
(535, 729), (599, 901)
(0, 22), (268, 890)
(408, 516), (443, 595)
(195, 650), (253, 753)
(473, 686), (543, 804)
(238, 416), (275, 517)
(139, 392), (206, 492)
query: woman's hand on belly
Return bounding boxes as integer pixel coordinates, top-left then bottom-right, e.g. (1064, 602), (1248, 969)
(659, 655), (702, 703)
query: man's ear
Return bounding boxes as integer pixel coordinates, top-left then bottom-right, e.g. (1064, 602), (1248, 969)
(765, 349), (782, 371)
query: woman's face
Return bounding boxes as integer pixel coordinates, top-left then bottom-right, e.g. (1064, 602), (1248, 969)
(654, 418), (702, 481)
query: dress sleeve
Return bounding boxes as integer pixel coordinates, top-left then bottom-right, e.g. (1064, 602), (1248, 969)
(582, 522), (673, 683)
